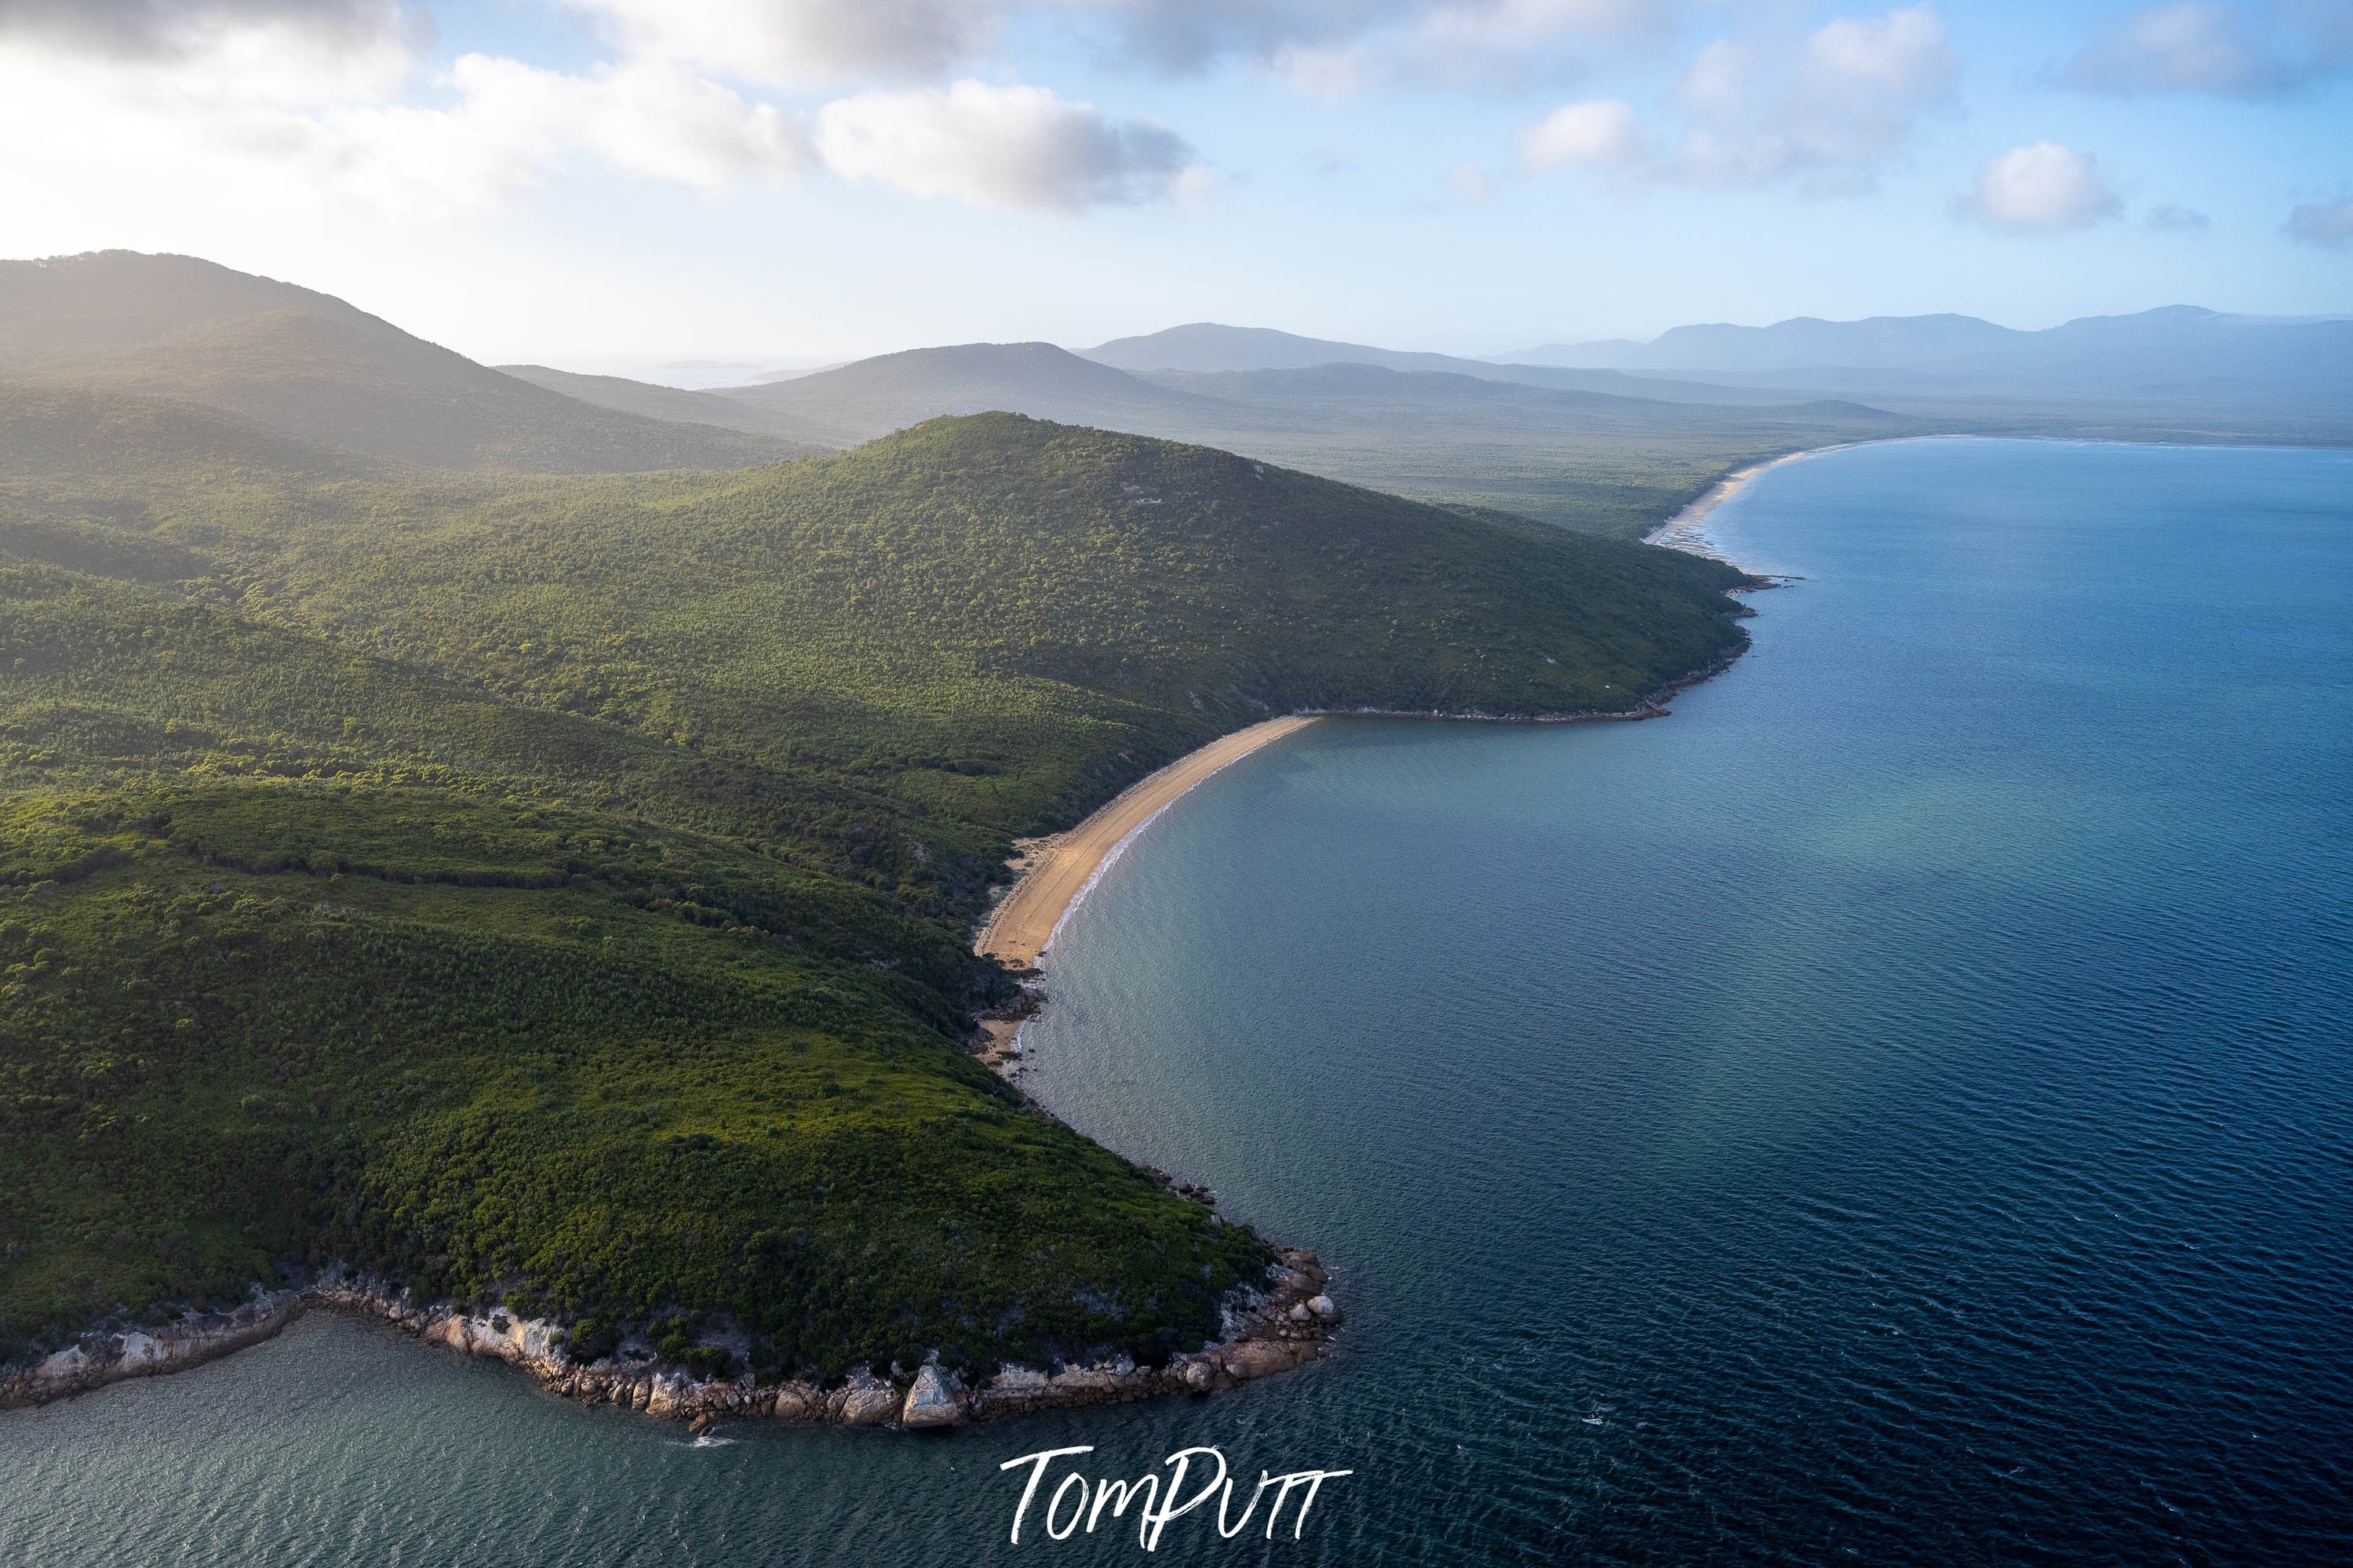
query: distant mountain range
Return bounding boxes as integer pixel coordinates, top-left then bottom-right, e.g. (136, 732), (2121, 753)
(1081, 322), (1801, 404)
(0, 252), (809, 473)
(1499, 307), (2353, 406)
(672, 339), (1921, 534)
(1501, 314), (2023, 373)
(11, 252), (2348, 540)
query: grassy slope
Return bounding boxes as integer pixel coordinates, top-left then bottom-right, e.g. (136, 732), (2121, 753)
(1, 391), (1750, 1382)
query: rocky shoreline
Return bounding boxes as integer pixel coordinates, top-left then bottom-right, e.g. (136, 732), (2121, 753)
(1, 1250), (1336, 1431)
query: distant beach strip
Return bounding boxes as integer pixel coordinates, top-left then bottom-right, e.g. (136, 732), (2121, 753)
(975, 715), (1320, 971)
(1646, 446), (1845, 556)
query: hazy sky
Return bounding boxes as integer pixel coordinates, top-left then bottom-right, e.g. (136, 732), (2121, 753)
(2, 1), (2348, 374)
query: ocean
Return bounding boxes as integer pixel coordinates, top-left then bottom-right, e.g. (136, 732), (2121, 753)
(6, 438), (2349, 1564)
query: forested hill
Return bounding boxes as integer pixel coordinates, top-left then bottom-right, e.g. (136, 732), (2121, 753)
(0, 252), (807, 474)
(0, 389), (1751, 1389)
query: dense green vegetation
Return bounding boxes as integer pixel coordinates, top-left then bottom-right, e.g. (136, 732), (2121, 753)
(1, 380), (1751, 1383)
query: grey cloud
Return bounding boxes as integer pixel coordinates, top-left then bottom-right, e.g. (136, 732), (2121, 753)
(0, 0), (416, 59)
(562, 0), (999, 85)
(559, 1), (1427, 86)
(1087, 0), (1673, 81)
(2059, 2), (2350, 96)
(2285, 195), (2353, 246)
(815, 79), (1198, 211)
(2145, 202), (2213, 231)
(1100, 0), (1419, 73)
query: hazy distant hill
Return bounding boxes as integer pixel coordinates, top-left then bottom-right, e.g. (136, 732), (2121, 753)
(662, 339), (1914, 535)
(1506, 314), (2022, 372)
(1143, 362), (1887, 427)
(1085, 321), (1797, 404)
(0, 252), (803, 473)
(1089, 321), (1493, 377)
(1506, 307), (2353, 413)
(708, 340), (1222, 446)
(1125, 363), (1921, 535)
(497, 362), (822, 451)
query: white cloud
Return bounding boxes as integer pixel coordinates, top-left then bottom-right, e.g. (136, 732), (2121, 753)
(816, 79), (1197, 211)
(1516, 97), (1646, 171)
(1518, 5), (1957, 191)
(1954, 142), (2122, 232)
(2285, 195), (2353, 246)
(2059, 1), (2350, 97)
(0, 15), (812, 221)
(435, 57), (811, 195)
(0, 7), (1202, 221)
(1690, 3), (1958, 187)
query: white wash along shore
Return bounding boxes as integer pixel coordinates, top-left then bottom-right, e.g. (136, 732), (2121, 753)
(2, 1256), (1341, 1430)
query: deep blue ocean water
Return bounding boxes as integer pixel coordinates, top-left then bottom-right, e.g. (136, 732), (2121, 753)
(5, 439), (2349, 1565)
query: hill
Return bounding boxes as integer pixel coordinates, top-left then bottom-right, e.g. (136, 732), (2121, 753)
(1088, 321), (1499, 377)
(1, 387), (1755, 1388)
(708, 341), (1220, 447)
(1506, 313), (2022, 373)
(1084, 321), (1799, 403)
(669, 338), (1914, 537)
(0, 253), (804, 474)
(497, 364), (825, 449)
(1116, 364), (1921, 536)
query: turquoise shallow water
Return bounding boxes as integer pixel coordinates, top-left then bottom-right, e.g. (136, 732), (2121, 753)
(5, 439), (2351, 1564)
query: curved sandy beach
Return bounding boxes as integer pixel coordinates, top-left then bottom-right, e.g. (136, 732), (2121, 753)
(975, 715), (1319, 969)
(1645, 446), (1845, 555)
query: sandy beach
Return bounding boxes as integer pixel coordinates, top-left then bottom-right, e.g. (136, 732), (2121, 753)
(975, 714), (1319, 970)
(1645, 446), (1841, 555)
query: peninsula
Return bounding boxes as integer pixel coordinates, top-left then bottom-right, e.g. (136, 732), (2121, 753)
(0, 256), (1759, 1422)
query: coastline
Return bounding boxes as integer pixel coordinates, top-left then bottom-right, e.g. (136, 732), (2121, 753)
(0, 1256), (1340, 1430)
(1645, 443), (1854, 558)
(967, 647), (1759, 1074)
(5, 459), (1790, 1431)
(975, 715), (1321, 972)
(3, 714), (1344, 1431)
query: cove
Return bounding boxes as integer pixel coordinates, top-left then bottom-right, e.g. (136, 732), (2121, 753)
(5, 438), (2349, 1565)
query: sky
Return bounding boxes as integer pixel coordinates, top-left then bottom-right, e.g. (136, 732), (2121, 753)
(1, 0), (2348, 376)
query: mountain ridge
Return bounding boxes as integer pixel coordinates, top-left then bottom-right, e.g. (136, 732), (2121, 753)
(1, 251), (806, 474)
